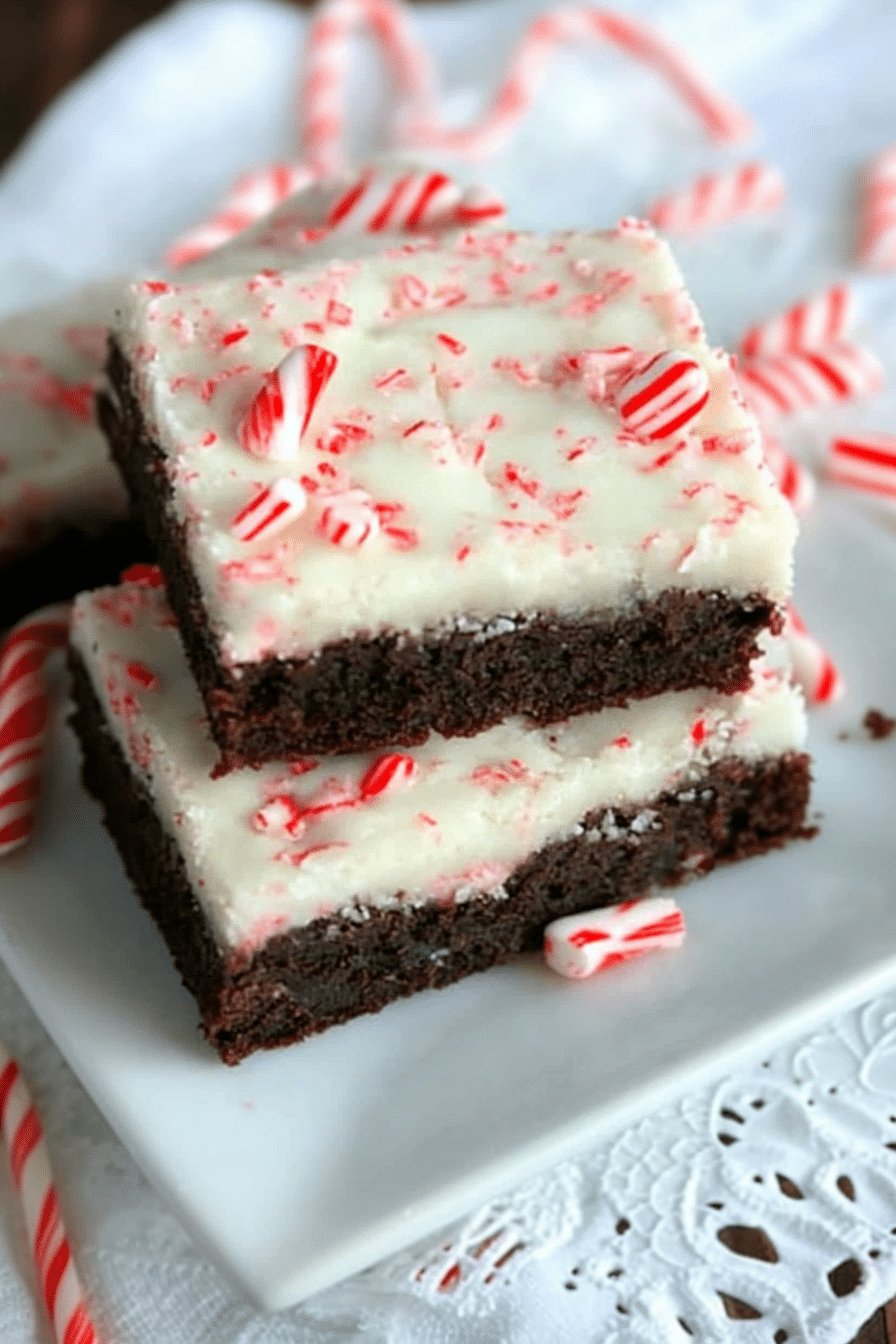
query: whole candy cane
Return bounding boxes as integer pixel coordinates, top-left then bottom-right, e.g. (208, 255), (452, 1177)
(646, 162), (785, 234)
(739, 285), (854, 361)
(302, 0), (437, 177)
(544, 897), (686, 979)
(406, 5), (751, 159)
(858, 146), (896, 272)
(0, 1043), (97, 1344)
(0, 605), (70, 858)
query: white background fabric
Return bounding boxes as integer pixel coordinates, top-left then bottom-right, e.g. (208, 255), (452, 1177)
(1, 0), (896, 1338)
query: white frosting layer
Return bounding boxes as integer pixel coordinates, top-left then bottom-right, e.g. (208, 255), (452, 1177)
(0, 282), (127, 556)
(115, 225), (796, 667)
(71, 581), (806, 954)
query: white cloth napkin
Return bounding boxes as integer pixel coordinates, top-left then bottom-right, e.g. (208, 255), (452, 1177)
(1, 1), (896, 1341)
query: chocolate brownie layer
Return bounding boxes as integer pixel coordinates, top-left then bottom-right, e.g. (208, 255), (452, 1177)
(102, 342), (781, 770)
(0, 515), (152, 630)
(69, 645), (812, 1066)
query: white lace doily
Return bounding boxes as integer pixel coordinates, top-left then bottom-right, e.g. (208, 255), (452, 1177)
(1, 0), (895, 1339)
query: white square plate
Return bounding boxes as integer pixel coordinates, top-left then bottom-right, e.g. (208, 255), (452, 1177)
(0, 490), (894, 1310)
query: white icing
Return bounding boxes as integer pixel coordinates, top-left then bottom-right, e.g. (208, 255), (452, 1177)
(0, 281), (128, 556)
(71, 581), (806, 954)
(115, 225), (797, 666)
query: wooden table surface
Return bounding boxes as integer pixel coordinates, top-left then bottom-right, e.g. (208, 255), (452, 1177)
(0, 2), (893, 1340)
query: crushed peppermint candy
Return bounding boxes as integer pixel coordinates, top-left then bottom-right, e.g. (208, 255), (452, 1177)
(544, 897), (686, 978)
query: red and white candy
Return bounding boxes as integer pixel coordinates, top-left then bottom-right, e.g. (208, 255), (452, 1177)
(167, 162), (316, 267)
(827, 431), (896, 503)
(239, 345), (338, 460)
(785, 605), (844, 705)
(326, 166), (462, 232)
(544, 897), (686, 979)
(409, 5), (750, 158)
(739, 285), (854, 361)
(762, 433), (815, 515)
(231, 479), (307, 543)
(610, 351), (709, 441)
(0, 1043), (97, 1344)
(737, 344), (882, 422)
(646, 162), (784, 234)
(858, 146), (896, 272)
(0, 605), (70, 859)
(317, 488), (381, 547)
(359, 752), (417, 799)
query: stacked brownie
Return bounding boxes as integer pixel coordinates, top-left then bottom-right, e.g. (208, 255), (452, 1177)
(69, 219), (811, 1063)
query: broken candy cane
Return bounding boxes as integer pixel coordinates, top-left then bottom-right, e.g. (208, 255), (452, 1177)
(239, 345), (338, 460)
(858, 146), (896, 271)
(231, 478), (307, 543)
(610, 350), (709, 440)
(359, 752), (417, 799)
(785, 605), (844, 705)
(0, 1043), (97, 1344)
(409, 4), (751, 158)
(326, 166), (461, 231)
(739, 285), (854, 361)
(317, 488), (381, 547)
(0, 605), (70, 858)
(646, 162), (785, 233)
(166, 162), (316, 267)
(737, 343), (882, 421)
(544, 897), (686, 978)
(827, 431), (896, 502)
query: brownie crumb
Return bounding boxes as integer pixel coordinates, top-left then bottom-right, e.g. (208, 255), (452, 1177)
(863, 709), (896, 740)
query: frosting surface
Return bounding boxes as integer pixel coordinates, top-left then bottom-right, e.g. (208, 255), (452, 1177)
(115, 224), (797, 666)
(71, 580), (806, 953)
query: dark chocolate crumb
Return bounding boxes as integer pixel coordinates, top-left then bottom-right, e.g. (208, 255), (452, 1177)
(864, 709), (896, 740)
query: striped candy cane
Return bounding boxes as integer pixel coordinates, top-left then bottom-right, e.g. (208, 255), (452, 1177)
(646, 162), (785, 233)
(785, 605), (844, 705)
(739, 285), (854, 361)
(763, 433), (815, 515)
(0, 606), (70, 859)
(827, 431), (896, 502)
(303, 0), (437, 177)
(167, 162), (316, 267)
(544, 897), (686, 978)
(738, 344), (882, 422)
(409, 5), (751, 159)
(858, 146), (896, 272)
(326, 166), (461, 232)
(230, 479), (307, 543)
(0, 1044), (96, 1344)
(239, 346), (338, 460)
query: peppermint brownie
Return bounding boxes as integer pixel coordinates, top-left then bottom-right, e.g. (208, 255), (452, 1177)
(104, 223), (796, 769)
(69, 577), (810, 1064)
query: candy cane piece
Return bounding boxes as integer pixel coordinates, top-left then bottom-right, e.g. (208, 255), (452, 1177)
(827, 431), (896, 502)
(858, 146), (896, 272)
(610, 351), (709, 440)
(453, 184), (507, 225)
(763, 433), (815, 515)
(544, 897), (686, 978)
(737, 343), (882, 422)
(239, 346), (338, 460)
(359, 752), (417, 799)
(646, 162), (785, 233)
(409, 6), (750, 159)
(0, 606), (70, 859)
(317, 488), (381, 547)
(231, 479), (307, 543)
(302, 0), (437, 177)
(785, 605), (844, 705)
(326, 166), (462, 232)
(166, 162), (316, 267)
(739, 285), (854, 360)
(0, 1043), (97, 1344)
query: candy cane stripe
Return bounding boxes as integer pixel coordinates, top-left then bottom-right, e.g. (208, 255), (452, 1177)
(740, 285), (854, 360)
(647, 162), (783, 233)
(544, 897), (686, 978)
(828, 432), (896, 502)
(858, 146), (896, 271)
